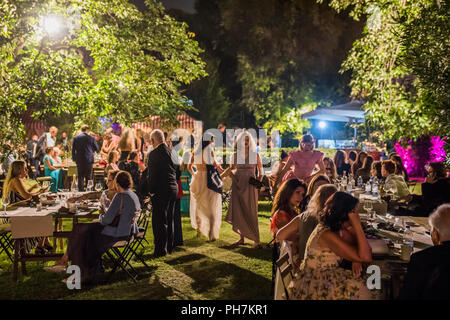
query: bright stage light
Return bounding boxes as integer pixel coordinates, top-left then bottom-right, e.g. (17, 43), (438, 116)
(318, 121), (326, 129)
(41, 16), (63, 36)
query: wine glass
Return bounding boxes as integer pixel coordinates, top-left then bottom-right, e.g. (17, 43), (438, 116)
(42, 180), (50, 190)
(368, 210), (376, 225)
(1, 195), (10, 216)
(363, 200), (373, 214)
(95, 182), (103, 192)
(60, 193), (67, 207)
(87, 180), (94, 192)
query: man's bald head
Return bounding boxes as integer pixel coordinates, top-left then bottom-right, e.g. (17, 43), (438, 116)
(150, 129), (165, 147)
(49, 126), (58, 137)
(429, 204), (450, 244)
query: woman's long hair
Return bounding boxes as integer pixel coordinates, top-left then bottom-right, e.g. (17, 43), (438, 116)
(391, 154), (409, 181)
(361, 155), (374, 171)
(298, 134), (315, 151)
(320, 192), (359, 232)
(107, 150), (118, 164)
(3, 160), (26, 201)
(304, 184), (337, 218)
(118, 127), (135, 150)
(333, 150), (347, 169)
(371, 161), (382, 179)
(306, 174), (330, 197)
(323, 157), (338, 181)
(271, 179), (307, 219)
(352, 151), (368, 174)
(233, 131), (256, 153)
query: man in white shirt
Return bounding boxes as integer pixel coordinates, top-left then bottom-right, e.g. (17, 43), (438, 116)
(37, 126), (58, 161)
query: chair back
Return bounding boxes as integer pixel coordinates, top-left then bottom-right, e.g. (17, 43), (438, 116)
(275, 251), (294, 300)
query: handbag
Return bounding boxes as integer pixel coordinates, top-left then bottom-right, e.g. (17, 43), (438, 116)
(176, 180), (183, 199)
(248, 176), (263, 189)
(108, 194), (123, 227)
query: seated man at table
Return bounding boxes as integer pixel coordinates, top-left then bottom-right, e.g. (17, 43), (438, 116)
(399, 204), (450, 299)
(382, 160), (410, 199)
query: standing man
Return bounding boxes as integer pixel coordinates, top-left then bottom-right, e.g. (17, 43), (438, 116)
(144, 129), (178, 257)
(58, 131), (69, 153)
(37, 126), (58, 163)
(72, 125), (99, 191)
(26, 134), (40, 178)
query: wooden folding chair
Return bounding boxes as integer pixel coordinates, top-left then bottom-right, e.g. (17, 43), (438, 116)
(0, 227), (13, 263)
(276, 251), (294, 300)
(103, 210), (151, 282)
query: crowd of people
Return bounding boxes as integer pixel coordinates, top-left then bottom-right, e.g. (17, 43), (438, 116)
(1, 124), (449, 297)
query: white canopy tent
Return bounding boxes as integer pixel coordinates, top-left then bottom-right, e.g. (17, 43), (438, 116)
(302, 100), (365, 140)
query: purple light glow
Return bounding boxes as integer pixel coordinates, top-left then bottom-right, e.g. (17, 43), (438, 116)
(395, 136), (446, 177)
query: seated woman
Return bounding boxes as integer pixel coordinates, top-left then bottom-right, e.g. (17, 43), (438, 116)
(48, 171), (140, 284)
(421, 162), (450, 213)
(46, 170), (121, 273)
(43, 146), (61, 192)
(277, 184), (337, 268)
(382, 160), (410, 199)
(270, 179), (307, 237)
(118, 151), (145, 189)
(288, 192), (376, 300)
(270, 178), (307, 300)
(105, 150), (120, 175)
(371, 161), (383, 180)
(356, 155), (374, 183)
(269, 150), (289, 197)
(404, 162), (450, 217)
(390, 154), (409, 182)
(301, 174), (331, 212)
(99, 132), (116, 159)
(2, 160), (52, 254)
(273, 183), (336, 300)
(334, 150), (351, 177)
(323, 157), (338, 183)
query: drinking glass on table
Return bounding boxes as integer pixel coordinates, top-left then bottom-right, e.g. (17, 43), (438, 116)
(1, 195), (10, 216)
(363, 200), (373, 214)
(95, 182), (103, 192)
(368, 210), (376, 225)
(42, 180), (50, 190)
(87, 180), (94, 192)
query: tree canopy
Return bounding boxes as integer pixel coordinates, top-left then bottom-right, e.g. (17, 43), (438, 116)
(170, 0), (364, 131)
(322, 0), (449, 142)
(0, 0), (206, 152)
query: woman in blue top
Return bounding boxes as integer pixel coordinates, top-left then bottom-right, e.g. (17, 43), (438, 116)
(43, 146), (61, 192)
(51, 171), (141, 284)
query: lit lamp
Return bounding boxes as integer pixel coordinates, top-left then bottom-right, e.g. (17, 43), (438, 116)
(41, 15), (63, 37)
(318, 121), (326, 141)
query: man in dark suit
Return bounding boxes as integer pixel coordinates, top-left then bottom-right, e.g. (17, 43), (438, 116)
(399, 204), (450, 299)
(72, 125), (99, 191)
(144, 129), (179, 257)
(26, 134), (40, 178)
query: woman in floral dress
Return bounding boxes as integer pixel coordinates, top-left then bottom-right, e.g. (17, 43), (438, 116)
(288, 192), (377, 300)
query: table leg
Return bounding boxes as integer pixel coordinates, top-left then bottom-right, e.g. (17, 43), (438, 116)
(53, 218), (59, 250)
(58, 219), (64, 250)
(21, 258), (27, 276)
(13, 240), (19, 282)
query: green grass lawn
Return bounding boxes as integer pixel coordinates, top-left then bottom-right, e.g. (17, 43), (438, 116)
(0, 201), (274, 300)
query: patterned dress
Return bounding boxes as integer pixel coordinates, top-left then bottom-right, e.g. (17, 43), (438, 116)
(288, 224), (375, 300)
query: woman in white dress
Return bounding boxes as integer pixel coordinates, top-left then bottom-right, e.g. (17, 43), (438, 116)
(188, 136), (223, 241)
